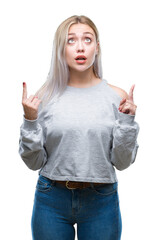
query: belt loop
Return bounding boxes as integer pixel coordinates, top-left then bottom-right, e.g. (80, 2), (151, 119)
(90, 182), (95, 189)
(52, 180), (56, 186)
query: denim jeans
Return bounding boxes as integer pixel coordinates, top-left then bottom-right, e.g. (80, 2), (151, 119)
(31, 175), (122, 240)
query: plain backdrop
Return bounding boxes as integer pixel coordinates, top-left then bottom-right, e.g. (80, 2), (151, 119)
(0, 0), (158, 239)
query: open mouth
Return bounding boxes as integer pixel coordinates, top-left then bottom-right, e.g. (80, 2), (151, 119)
(75, 57), (86, 60)
(75, 56), (87, 63)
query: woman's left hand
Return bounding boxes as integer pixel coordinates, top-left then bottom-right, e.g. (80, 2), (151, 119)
(119, 84), (137, 115)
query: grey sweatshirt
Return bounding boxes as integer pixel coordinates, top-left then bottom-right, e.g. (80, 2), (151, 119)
(18, 79), (140, 183)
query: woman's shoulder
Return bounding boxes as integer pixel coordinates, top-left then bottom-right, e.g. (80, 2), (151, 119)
(107, 83), (128, 99)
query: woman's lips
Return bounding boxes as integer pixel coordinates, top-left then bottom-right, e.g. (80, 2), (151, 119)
(75, 59), (87, 64)
(75, 55), (87, 64)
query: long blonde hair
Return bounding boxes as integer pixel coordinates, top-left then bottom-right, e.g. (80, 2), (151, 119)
(35, 15), (103, 110)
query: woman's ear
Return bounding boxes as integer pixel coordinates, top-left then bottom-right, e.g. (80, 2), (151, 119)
(96, 41), (99, 55)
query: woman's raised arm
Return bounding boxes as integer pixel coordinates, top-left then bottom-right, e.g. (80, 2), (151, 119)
(18, 82), (47, 170)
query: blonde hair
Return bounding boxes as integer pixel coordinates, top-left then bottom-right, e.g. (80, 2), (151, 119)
(35, 15), (103, 110)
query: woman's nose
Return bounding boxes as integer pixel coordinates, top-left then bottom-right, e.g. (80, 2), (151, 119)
(76, 40), (85, 52)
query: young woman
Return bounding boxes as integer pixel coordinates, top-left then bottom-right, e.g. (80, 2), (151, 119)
(19, 15), (139, 240)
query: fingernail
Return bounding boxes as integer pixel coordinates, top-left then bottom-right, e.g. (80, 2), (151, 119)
(23, 82), (26, 86)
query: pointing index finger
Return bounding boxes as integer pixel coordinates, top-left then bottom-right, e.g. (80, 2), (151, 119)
(22, 82), (27, 101)
(128, 84), (135, 102)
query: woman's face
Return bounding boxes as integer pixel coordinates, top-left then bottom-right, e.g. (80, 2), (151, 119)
(65, 23), (99, 73)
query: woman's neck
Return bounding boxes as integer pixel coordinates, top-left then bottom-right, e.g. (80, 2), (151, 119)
(68, 68), (100, 88)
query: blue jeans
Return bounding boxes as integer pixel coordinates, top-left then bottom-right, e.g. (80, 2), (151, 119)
(31, 175), (122, 240)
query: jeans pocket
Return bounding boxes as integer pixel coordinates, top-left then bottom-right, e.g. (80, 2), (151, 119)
(36, 175), (54, 193)
(91, 182), (118, 196)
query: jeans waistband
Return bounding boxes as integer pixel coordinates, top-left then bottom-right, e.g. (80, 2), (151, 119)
(54, 180), (111, 190)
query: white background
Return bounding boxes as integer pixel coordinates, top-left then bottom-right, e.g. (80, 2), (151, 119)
(0, 0), (158, 239)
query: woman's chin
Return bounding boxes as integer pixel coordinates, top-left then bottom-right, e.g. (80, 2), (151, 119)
(69, 64), (94, 73)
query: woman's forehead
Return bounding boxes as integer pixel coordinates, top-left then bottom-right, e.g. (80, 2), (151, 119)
(68, 23), (95, 35)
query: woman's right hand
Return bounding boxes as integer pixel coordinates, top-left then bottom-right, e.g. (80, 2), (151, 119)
(22, 82), (41, 120)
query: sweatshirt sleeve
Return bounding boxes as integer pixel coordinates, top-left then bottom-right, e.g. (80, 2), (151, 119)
(110, 103), (140, 171)
(18, 115), (47, 171)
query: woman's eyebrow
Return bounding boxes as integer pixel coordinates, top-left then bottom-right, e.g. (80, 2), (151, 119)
(68, 32), (94, 36)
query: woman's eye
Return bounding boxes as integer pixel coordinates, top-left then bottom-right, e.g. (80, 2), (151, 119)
(85, 37), (91, 43)
(68, 38), (75, 44)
